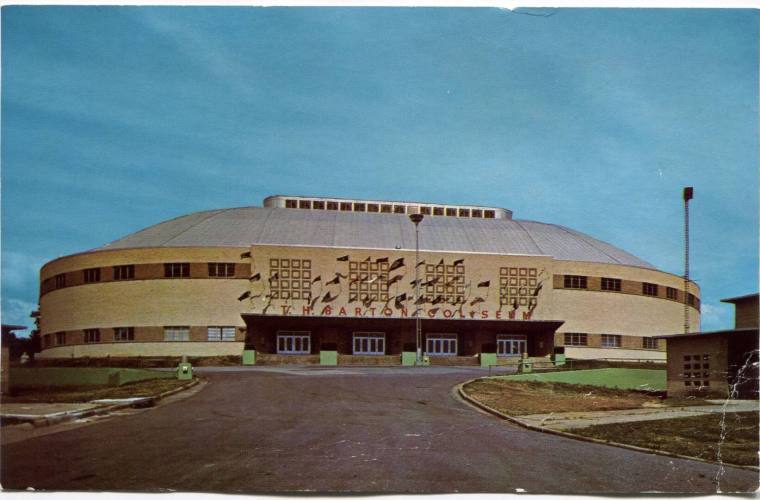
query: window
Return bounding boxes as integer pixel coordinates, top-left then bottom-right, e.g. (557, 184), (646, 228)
(688, 293), (696, 306)
(683, 354), (710, 387)
(83, 329), (100, 343)
(420, 206), (431, 215)
(564, 275), (587, 289)
(207, 326), (236, 342)
(114, 327), (134, 342)
(393, 205), (405, 214)
(208, 263), (235, 277)
(277, 331), (311, 354)
(484, 210), (495, 218)
(458, 208), (470, 217)
(353, 203), (366, 212)
(298, 200), (311, 209)
(601, 277), (621, 292)
(313, 200), (325, 210)
(497, 334), (526, 357)
(642, 337), (658, 349)
(327, 201), (339, 211)
(367, 203), (379, 213)
(666, 287), (678, 300)
(164, 263), (190, 278)
(445, 207), (457, 216)
(285, 199), (297, 208)
(340, 202), (352, 211)
(564, 332), (588, 346)
(433, 207), (444, 216)
(114, 265), (135, 280)
(43, 335), (53, 348)
(472, 209), (483, 218)
(642, 282), (658, 296)
(601, 334), (621, 348)
(164, 326), (190, 341)
(353, 332), (385, 355)
(55, 331), (66, 345)
(55, 273), (66, 289)
(380, 204), (392, 213)
(83, 268), (101, 283)
(426, 333), (458, 356)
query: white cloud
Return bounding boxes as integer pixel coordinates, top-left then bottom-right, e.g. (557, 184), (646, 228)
(700, 302), (732, 331)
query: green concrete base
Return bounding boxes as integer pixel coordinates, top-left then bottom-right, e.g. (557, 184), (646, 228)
(480, 352), (497, 368)
(552, 354), (566, 366)
(518, 360), (533, 374)
(320, 350), (338, 366)
(242, 350), (256, 365)
(401, 352), (416, 366)
(177, 362), (193, 380)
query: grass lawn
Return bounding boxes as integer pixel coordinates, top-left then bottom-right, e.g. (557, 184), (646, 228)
(463, 378), (709, 416)
(1, 377), (192, 404)
(495, 368), (666, 391)
(463, 379), (669, 415)
(571, 411), (759, 467)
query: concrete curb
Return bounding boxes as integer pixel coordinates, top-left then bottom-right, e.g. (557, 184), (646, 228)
(456, 378), (759, 472)
(1, 377), (201, 428)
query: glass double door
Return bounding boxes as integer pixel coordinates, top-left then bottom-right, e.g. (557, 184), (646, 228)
(353, 332), (385, 355)
(277, 332), (311, 354)
(497, 334), (527, 357)
(426, 333), (458, 356)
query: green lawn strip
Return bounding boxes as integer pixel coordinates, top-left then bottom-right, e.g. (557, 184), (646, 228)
(493, 368), (666, 391)
(463, 378), (710, 416)
(463, 379), (665, 416)
(2, 377), (192, 404)
(570, 411), (759, 467)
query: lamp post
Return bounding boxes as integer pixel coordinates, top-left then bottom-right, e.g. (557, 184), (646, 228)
(409, 212), (424, 364)
(683, 187), (694, 335)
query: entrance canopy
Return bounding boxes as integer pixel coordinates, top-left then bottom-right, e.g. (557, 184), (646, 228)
(242, 313), (564, 356)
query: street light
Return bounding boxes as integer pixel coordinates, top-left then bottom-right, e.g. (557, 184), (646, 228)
(409, 212), (424, 364)
(683, 187), (694, 335)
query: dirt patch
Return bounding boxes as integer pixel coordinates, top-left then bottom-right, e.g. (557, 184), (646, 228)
(572, 411), (759, 467)
(2, 377), (192, 404)
(462, 379), (703, 416)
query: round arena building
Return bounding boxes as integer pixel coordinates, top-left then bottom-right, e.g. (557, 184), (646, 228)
(37, 195), (700, 363)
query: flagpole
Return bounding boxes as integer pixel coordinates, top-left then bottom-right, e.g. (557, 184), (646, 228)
(409, 212), (424, 364)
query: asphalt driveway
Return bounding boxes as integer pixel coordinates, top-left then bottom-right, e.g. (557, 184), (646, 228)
(1, 366), (757, 494)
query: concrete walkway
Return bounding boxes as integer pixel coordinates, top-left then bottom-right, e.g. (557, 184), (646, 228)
(2, 402), (101, 418)
(514, 400), (759, 431)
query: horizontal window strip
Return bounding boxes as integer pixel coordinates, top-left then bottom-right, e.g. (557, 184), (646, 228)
(40, 262), (251, 297)
(41, 325), (244, 349)
(553, 274), (700, 311)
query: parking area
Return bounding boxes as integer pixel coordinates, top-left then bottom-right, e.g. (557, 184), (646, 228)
(2, 366), (757, 494)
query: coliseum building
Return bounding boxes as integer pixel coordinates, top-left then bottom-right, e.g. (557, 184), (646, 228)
(37, 195), (700, 363)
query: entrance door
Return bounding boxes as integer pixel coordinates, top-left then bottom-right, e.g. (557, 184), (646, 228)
(426, 333), (458, 356)
(353, 332), (385, 355)
(497, 334), (527, 357)
(277, 331), (311, 354)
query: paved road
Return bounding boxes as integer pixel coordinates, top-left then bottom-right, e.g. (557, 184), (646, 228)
(1, 366), (757, 494)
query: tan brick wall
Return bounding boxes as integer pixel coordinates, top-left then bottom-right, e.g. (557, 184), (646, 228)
(37, 342), (244, 359)
(734, 299), (759, 329)
(666, 336), (728, 397)
(38, 244), (698, 360)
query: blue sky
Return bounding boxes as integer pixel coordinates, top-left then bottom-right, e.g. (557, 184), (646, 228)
(2, 7), (757, 334)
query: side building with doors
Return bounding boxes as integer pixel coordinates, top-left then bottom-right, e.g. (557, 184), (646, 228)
(657, 292), (758, 398)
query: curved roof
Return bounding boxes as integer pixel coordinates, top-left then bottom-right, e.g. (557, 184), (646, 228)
(97, 207), (655, 269)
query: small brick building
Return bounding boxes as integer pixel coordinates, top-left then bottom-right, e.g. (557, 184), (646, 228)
(657, 293), (758, 399)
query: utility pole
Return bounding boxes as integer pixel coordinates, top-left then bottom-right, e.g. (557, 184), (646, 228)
(409, 212), (424, 364)
(683, 187), (694, 335)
